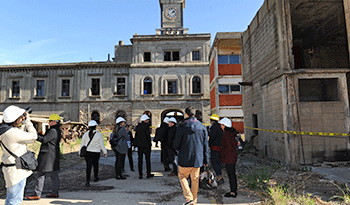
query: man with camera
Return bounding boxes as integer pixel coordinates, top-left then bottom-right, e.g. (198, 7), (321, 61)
(26, 114), (62, 200)
(0, 105), (37, 205)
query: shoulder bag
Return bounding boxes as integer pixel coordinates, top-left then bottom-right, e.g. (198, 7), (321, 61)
(0, 141), (38, 171)
(80, 131), (96, 157)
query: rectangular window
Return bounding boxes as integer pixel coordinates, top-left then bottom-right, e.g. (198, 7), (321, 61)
(144, 52), (151, 62)
(12, 81), (20, 98)
(219, 84), (241, 94)
(218, 55), (241, 64)
(192, 51), (200, 61)
(164, 51), (171, 61)
(298, 78), (339, 102)
(91, 78), (100, 96)
(168, 81), (177, 94)
(62, 79), (70, 96)
(116, 78), (126, 95)
(36, 80), (45, 96)
(164, 51), (180, 61)
(173, 51), (179, 61)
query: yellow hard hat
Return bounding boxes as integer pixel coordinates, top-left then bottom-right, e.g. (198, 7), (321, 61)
(49, 114), (61, 121)
(210, 114), (219, 121)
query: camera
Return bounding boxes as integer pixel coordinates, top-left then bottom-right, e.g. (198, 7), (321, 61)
(25, 107), (32, 114)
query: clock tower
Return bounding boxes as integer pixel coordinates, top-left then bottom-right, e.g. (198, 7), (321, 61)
(159, 0), (186, 35)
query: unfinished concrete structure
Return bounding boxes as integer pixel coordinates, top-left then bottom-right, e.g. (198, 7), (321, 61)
(241, 0), (350, 164)
(209, 32), (244, 133)
(0, 0), (211, 129)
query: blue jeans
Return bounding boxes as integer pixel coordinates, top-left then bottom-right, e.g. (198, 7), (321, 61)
(5, 178), (26, 205)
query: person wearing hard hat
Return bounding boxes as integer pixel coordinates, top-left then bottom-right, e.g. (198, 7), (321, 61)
(0, 105), (37, 205)
(167, 117), (178, 176)
(110, 117), (130, 180)
(218, 117), (239, 198)
(26, 114), (62, 200)
(209, 113), (224, 185)
(80, 120), (107, 187)
(134, 114), (154, 179)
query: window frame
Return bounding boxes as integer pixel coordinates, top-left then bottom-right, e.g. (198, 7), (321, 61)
(218, 54), (241, 64)
(192, 76), (201, 94)
(144, 52), (151, 62)
(35, 79), (45, 97)
(164, 50), (180, 62)
(192, 50), (200, 61)
(11, 80), (20, 98)
(218, 84), (242, 94)
(143, 77), (153, 95)
(90, 78), (101, 96)
(115, 77), (126, 96)
(167, 80), (177, 94)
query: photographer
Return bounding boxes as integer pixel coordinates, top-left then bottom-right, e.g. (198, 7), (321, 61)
(0, 105), (37, 205)
(26, 114), (62, 200)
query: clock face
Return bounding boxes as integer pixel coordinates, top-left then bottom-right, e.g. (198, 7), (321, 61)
(165, 7), (178, 20)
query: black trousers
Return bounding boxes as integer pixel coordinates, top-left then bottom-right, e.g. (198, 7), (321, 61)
(225, 163), (237, 193)
(84, 151), (100, 182)
(138, 150), (151, 176)
(127, 148), (134, 170)
(113, 149), (126, 177)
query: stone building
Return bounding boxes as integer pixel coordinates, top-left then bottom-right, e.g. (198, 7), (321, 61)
(209, 32), (244, 133)
(0, 0), (211, 129)
(241, 0), (350, 164)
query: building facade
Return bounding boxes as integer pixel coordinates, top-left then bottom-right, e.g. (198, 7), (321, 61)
(209, 32), (244, 133)
(0, 0), (211, 129)
(241, 0), (350, 164)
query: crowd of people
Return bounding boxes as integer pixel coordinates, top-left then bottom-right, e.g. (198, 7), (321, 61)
(0, 105), (240, 205)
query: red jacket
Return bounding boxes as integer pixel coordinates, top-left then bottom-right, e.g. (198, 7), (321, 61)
(220, 130), (238, 164)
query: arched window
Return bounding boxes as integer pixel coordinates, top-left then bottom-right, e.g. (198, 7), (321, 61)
(144, 77), (152, 94)
(192, 76), (201, 93)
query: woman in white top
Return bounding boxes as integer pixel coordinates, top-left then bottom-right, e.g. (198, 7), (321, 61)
(79, 120), (107, 187)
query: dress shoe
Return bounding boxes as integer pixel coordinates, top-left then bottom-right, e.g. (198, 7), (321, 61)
(117, 175), (127, 180)
(164, 167), (171, 172)
(131, 169), (135, 171)
(94, 177), (99, 182)
(46, 194), (59, 198)
(139, 175), (143, 179)
(85, 181), (90, 187)
(26, 195), (41, 200)
(168, 172), (177, 177)
(146, 174), (154, 178)
(224, 192), (237, 198)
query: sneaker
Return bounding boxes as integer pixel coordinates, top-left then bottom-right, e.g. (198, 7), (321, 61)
(46, 194), (59, 198)
(26, 195), (41, 200)
(183, 200), (195, 205)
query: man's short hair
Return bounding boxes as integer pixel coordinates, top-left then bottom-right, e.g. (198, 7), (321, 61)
(185, 106), (196, 117)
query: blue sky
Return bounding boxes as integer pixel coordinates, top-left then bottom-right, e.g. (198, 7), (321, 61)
(0, 0), (264, 65)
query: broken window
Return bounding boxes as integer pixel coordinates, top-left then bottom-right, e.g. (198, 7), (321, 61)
(144, 52), (151, 62)
(91, 78), (100, 96)
(144, 77), (152, 94)
(192, 76), (201, 93)
(298, 78), (338, 102)
(12, 81), (20, 98)
(62, 79), (70, 97)
(168, 80), (177, 94)
(36, 80), (45, 97)
(116, 78), (125, 95)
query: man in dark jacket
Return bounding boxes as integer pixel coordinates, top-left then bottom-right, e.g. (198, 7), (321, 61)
(208, 114), (224, 184)
(167, 117), (178, 176)
(173, 106), (209, 205)
(134, 114), (154, 179)
(26, 114), (62, 200)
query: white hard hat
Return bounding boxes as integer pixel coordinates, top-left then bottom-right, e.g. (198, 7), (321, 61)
(218, 117), (232, 128)
(116, 117), (126, 124)
(140, 114), (150, 121)
(168, 117), (177, 124)
(163, 117), (170, 124)
(88, 120), (98, 127)
(3, 105), (26, 123)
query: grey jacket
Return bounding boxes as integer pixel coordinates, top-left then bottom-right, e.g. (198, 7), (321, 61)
(114, 126), (130, 154)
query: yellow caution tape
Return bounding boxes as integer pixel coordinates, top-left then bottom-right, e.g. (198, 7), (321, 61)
(244, 126), (350, 137)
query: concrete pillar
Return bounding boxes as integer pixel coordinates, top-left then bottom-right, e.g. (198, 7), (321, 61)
(343, 0), (350, 62)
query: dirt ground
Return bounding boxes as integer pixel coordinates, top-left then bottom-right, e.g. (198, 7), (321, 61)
(0, 145), (347, 204)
